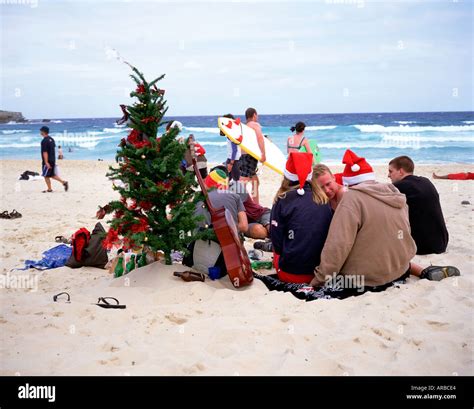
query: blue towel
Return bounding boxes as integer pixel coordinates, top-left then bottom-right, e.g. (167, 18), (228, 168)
(19, 244), (72, 270)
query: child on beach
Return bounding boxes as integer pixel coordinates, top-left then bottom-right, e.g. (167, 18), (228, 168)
(270, 152), (333, 284)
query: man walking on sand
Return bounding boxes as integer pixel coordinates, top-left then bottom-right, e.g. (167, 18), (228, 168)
(240, 107), (266, 204)
(40, 126), (68, 193)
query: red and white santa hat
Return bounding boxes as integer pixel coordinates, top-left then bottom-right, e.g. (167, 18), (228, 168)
(341, 149), (375, 186)
(284, 152), (314, 195)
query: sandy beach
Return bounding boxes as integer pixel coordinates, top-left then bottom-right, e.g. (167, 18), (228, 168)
(0, 159), (473, 376)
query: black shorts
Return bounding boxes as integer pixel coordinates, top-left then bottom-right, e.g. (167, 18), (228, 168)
(42, 164), (56, 177)
(240, 154), (258, 178)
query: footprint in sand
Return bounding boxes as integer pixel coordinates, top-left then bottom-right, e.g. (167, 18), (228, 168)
(165, 314), (187, 325)
(426, 320), (449, 328)
(182, 363), (206, 374)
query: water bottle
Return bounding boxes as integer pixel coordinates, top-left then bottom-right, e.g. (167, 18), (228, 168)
(114, 254), (124, 278)
(126, 254), (136, 274)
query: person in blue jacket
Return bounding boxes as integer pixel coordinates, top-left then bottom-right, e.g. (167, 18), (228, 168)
(270, 152), (333, 284)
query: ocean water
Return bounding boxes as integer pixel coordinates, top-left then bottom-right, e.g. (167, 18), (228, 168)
(1, 112), (473, 165)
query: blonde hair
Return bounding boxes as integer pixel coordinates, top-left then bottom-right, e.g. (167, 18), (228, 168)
(312, 163), (333, 179)
(274, 177), (328, 205)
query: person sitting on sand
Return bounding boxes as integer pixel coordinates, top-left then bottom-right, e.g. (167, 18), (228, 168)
(312, 164), (345, 211)
(270, 152), (333, 284)
(228, 179), (271, 240)
(183, 169), (249, 276)
(311, 150), (459, 292)
(195, 169), (248, 234)
(388, 155), (449, 255)
(287, 121), (312, 155)
(433, 172), (474, 180)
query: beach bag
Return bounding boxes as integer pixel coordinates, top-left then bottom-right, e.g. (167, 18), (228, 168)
(66, 223), (108, 269)
(182, 239), (227, 277)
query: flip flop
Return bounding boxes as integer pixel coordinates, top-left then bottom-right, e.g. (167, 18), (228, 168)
(53, 292), (71, 303)
(0, 211), (11, 219)
(42, 189), (53, 193)
(9, 210), (22, 219)
(63, 181), (69, 192)
(95, 297), (126, 309)
(55, 235), (71, 244)
(173, 271), (206, 282)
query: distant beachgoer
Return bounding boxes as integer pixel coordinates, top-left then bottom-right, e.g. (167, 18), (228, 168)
(58, 145), (64, 160)
(287, 121), (311, 156)
(222, 113), (242, 182)
(388, 155), (448, 255)
(433, 172), (474, 180)
(240, 107), (266, 204)
(182, 134), (208, 179)
(270, 152), (333, 284)
(39, 126), (68, 193)
(313, 164), (345, 211)
(311, 150), (459, 291)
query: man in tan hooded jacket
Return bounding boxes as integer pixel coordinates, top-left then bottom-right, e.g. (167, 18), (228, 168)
(311, 150), (417, 289)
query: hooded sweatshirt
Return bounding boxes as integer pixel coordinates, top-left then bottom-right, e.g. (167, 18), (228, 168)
(313, 181), (417, 287)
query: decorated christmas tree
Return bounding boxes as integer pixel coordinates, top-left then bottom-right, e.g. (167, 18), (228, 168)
(102, 64), (201, 264)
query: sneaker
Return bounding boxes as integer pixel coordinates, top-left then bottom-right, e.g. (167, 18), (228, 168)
(253, 241), (273, 252)
(420, 265), (460, 281)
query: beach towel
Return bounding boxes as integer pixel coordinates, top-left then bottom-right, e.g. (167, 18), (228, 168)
(19, 244), (72, 270)
(254, 272), (409, 301)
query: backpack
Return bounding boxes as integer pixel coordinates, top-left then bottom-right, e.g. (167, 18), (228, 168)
(66, 223), (109, 269)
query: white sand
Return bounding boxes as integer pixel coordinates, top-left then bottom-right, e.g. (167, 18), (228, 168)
(0, 159), (473, 375)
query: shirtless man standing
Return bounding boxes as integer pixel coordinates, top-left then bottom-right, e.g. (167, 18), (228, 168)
(240, 107), (266, 204)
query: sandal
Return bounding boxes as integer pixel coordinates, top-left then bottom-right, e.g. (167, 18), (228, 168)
(96, 204), (111, 219)
(63, 181), (69, 192)
(95, 297), (126, 309)
(55, 235), (71, 244)
(420, 265), (461, 281)
(42, 189), (53, 193)
(0, 210), (11, 219)
(9, 210), (22, 219)
(173, 271), (205, 282)
(53, 292), (71, 303)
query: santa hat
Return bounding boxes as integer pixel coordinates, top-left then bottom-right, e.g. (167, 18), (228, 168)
(341, 149), (375, 186)
(284, 152), (314, 195)
(205, 169), (228, 189)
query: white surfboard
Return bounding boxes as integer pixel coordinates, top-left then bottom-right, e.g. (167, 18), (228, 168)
(217, 117), (286, 175)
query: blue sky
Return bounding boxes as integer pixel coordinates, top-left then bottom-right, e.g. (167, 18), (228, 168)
(1, 0), (473, 118)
